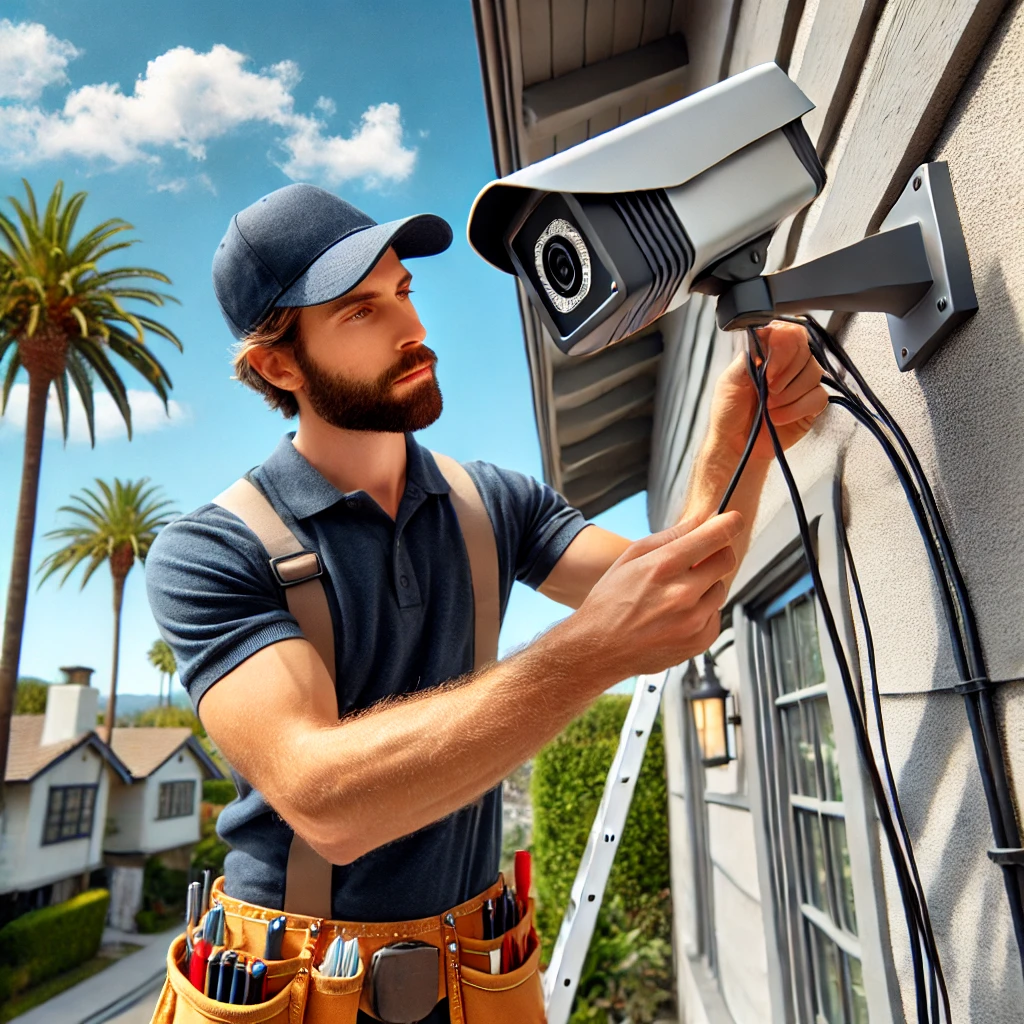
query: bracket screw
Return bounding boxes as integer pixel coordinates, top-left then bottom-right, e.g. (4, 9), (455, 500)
(901, 348), (909, 359)
(937, 296), (948, 312)
(913, 176), (922, 191)
(750, 251), (760, 264)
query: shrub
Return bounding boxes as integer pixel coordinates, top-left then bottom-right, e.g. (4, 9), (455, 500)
(0, 889), (109, 1001)
(531, 695), (672, 1023)
(135, 857), (187, 933)
(14, 679), (48, 715)
(192, 817), (230, 877)
(202, 779), (237, 805)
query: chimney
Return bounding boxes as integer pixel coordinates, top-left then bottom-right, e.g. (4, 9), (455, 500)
(41, 669), (100, 746)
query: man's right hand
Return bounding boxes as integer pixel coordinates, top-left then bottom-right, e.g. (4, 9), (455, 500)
(565, 511), (743, 679)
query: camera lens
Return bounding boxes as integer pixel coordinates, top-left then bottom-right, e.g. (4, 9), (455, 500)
(534, 218), (592, 314)
(542, 239), (580, 297)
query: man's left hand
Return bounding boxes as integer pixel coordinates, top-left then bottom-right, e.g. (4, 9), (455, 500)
(707, 320), (828, 461)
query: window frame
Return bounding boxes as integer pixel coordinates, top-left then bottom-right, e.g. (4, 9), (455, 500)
(41, 784), (97, 845)
(156, 779), (197, 821)
(728, 475), (903, 1024)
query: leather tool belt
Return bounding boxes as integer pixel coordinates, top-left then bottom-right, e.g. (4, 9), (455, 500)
(151, 875), (545, 1024)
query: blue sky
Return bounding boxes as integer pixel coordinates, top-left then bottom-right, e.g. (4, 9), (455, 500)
(0, 1), (649, 698)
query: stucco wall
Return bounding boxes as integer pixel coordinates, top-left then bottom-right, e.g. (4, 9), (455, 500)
(736, 2), (1024, 1017)
(140, 752), (203, 853)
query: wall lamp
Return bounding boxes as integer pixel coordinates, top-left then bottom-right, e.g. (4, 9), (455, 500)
(688, 653), (739, 768)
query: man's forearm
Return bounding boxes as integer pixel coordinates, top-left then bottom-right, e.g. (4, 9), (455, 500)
(681, 431), (771, 588)
(283, 616), (620, 864)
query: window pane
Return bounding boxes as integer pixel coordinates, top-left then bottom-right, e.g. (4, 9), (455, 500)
(80, 788), (95, 834)
(793, 596), (825, 688)
(61, 788), (82, 837)
(783, 705), (817, 797)
(771, 610), (800, 694)
(811, 925), (844, 1024)
(797, 809), (828, 912)
(829, 817), (858, 935)
(815, 699), (843, 801)
(848, 955), (868, 1024)
(159, 784), (170, 819)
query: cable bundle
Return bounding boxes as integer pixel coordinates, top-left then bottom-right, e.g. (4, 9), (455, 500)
(717, 315), (1024, 1023)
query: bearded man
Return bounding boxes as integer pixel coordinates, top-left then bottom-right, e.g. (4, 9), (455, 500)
(145, 184), (825, 1024)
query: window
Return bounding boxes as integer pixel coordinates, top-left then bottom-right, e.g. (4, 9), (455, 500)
(157, 780), (196, 820)
(42, 785), (97, 844)
(753, 575), (867, 1024)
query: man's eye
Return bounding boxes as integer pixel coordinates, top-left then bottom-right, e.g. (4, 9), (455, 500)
(349, 307), (371, 321)
(398, 289), (414, 300)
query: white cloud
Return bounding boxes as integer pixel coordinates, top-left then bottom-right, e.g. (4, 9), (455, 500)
(0, 33), (417, 188)
(314, 95), (336, 117)
(0, 20), (79, 102)
(0, 383), (189, 444)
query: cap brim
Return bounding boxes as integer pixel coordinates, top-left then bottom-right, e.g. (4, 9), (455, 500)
(275, 214), (452, 308)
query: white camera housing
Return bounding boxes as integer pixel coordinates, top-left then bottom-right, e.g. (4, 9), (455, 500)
(468, 63), (826, 356)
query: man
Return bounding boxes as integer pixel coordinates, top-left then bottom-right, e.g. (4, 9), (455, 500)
(146, 184), (826, 1019)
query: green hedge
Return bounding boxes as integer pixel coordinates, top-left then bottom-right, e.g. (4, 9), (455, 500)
(0, 889), (109, 1002)
(531, 694), (670, 949)
(531, 695), (673, 1022)
(202, 779), (236, 805)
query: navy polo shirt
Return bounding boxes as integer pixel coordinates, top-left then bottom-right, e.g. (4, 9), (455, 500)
(145, 433), (587, 922)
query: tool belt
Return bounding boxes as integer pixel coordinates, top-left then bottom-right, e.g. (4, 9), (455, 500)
(152, 875), (545, 1024)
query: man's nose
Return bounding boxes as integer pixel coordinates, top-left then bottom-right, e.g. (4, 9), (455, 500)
(398, 304), (427, 349)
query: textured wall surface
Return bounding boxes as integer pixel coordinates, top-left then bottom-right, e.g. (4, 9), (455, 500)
(740, 2), (1024, 1017)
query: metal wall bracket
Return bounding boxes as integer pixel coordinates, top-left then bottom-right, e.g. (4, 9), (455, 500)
(879, 161), (977, 371)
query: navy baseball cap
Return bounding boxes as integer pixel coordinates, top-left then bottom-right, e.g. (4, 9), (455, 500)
(212, 183), (453, 338)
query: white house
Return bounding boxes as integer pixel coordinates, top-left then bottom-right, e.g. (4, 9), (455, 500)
(0, 675), (131, 917)
(2, 670), (223, 931)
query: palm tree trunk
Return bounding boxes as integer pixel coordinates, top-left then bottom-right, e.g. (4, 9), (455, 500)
(104, 572), (127, 743)
(0, 372), (50, 811)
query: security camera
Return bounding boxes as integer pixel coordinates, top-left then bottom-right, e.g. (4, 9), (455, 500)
(468, 63), (826, 357)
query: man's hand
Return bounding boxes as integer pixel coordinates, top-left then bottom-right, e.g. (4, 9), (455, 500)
(564, 511), (744, 677)
(708, 320), (828, 461)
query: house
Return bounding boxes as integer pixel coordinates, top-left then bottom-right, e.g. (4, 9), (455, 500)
(472, 1), (1024, 1021)
(104, 726), (222, 930)
(1, 668), (223, 932)
(0, 670), (131, 924)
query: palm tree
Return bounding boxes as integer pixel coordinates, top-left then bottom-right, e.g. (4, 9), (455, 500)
(148, 638), (177, 708)
(0, 180), (180, 794)
(37, 479), (176, 741)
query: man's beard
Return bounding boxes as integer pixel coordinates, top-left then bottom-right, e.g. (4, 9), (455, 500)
(294, 344), (443, 432)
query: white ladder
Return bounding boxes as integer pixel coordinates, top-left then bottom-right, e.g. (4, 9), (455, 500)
(542, 670), (671, 1024)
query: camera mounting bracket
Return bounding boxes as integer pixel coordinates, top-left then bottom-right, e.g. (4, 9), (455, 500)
(715, 162), (977, 371)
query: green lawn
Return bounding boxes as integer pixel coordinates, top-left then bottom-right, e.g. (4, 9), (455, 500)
(2, 943), (142, 1023)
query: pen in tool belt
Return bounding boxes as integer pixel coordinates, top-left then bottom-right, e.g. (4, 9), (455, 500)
(264, 915), (287, 960)
(217, 951), (238, 1002)
(200, 869), (212, 915)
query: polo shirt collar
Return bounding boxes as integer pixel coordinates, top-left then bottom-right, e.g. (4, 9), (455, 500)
(259, 432), (449, 520)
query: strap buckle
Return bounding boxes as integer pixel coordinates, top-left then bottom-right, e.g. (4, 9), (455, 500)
(270, 551), (324, 588)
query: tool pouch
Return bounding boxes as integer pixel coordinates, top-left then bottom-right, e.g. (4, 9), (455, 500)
(152, 878), (545, 1024)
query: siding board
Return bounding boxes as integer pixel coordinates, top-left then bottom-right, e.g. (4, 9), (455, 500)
(584, 0), (616, 63)
(728, 0), (807, 74)
(678, 0), (742, 93)
(642, 0), (675, 43)
(797, 0), (1011, 304)
(519, 0), (553, 86)
(551, 0), (586, 77)
(612, 0), (646, 54)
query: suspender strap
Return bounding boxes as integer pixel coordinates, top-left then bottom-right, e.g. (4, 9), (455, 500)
(211, 454), (500, 920)
(430, 451), (500, 667)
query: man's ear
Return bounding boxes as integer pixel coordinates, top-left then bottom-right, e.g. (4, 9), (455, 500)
(246, 344), (304, 394)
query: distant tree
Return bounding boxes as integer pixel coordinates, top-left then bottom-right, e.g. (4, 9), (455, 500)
(13, 677), (47, 714)
(133, 703), (202, 736)
(37, 479), (176, 741)
(0, 179), (181, 807)
(147, 638), (176, 707)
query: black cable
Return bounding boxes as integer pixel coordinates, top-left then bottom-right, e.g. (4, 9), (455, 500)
(717, 351), (767, 515)
(841, 513), (950, 1020)
(778, 314), (1024, 974)
(743, 329), (937, 1022)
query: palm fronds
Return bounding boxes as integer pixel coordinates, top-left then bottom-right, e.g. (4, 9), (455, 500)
(0, 180), (181, 446)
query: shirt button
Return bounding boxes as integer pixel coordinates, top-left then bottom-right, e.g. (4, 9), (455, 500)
(400, 575), (410, 588)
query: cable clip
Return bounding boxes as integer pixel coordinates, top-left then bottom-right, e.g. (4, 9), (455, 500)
(987, 848), (1024, 867)
(953, 677), (991, 695)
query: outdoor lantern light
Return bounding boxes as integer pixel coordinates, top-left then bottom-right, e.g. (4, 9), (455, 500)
(690, 653), (732, 768)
